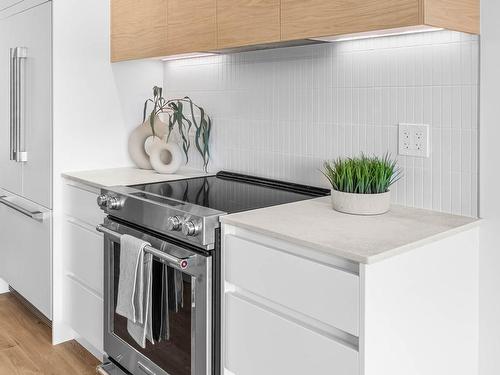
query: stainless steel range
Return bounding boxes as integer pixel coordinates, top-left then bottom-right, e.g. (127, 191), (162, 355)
(96, 171), (329, 375)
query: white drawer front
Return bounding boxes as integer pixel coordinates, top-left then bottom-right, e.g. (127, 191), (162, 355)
(225, 235), (359, 336)
(63, 219), (103, 296)
(225, 293), (359, 375)
(63, 183), (104, 226)
(0, 196), (51, 318)
(65, 275), (103, 352)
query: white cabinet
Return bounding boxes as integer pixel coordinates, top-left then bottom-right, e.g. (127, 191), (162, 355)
(0, 0), (52, 324)
(14, 2), (52, 208)
(225, 235), (359, 336)
(225, 293), (359, 375)
(0, 191), (51, 318)
(223, 228), (360, 375)
(63, 219), (103, 295)
(64, 182), (106, 226)
(0, 2), (52, 208)
(64, 275), (104, 353)
(222, 224), (480, 375)
(62, 179), (105, 355)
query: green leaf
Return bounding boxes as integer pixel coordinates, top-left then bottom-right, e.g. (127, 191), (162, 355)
(189, 99), (199, 130)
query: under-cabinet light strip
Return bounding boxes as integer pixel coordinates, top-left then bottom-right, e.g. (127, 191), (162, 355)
(309, 25), (444, 43)
(161, 52), (217, 61)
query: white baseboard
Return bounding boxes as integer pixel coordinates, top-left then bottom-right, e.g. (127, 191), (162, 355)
(52, 320), (77, 345)
(0, 278), (8, 294)
(76, 336), (104, 362)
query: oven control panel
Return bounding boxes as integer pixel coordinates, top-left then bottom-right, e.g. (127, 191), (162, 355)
(97, 187), (222, 250)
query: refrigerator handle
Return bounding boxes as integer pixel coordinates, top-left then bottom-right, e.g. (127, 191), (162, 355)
(9, 48), (16, 161)
(12, 47), (28, 163)
(0, 196), (46, 222)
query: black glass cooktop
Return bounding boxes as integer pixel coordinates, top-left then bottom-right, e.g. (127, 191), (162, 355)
(132, 171), (329, 214)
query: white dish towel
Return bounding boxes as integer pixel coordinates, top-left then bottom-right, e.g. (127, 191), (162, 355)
(115, 234), (154, 348)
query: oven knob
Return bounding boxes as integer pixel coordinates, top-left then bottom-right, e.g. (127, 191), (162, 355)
(166, 216), (182, 231)
(182, 220), (201, 237)
(97, 194), (109, 208)
(107, 196), (124, 210)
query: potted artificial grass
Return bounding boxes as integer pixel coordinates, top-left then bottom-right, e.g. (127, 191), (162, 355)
(322, 154), (402, 215)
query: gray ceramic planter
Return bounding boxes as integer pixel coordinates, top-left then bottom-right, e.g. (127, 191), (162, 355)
(331, 189), (391, 215)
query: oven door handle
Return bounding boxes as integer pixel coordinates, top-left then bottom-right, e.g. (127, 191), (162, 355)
(96, 224), (192, 270)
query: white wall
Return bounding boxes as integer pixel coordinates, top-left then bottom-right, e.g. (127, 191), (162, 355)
(164, 30), (479, 217)
(52, 2), (164, 173)
(51, 0), (163, 344)
(479, 1), (500, 374)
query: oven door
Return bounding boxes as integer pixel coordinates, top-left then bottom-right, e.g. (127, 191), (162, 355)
(99, 218), (212, 375)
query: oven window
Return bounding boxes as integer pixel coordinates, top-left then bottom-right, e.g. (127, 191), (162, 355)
(112, 243), (192, 375)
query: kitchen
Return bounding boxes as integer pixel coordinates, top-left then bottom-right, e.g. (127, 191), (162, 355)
(0, 0), (497, 374)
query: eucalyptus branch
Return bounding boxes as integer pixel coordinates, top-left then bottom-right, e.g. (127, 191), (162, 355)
(143, 86), (212, 171)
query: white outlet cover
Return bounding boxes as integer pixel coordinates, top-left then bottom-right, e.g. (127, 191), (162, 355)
(398, 123), (430, 158)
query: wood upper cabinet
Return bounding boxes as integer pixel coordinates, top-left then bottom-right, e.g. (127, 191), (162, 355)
(423, 0), (479, 35)
(282, 0), (479, 41)
(111, 0), (168, 62)
(166, 0), (216, 55)
(282, 0), (422, 41)
(111, 0), (479, 62)
(217, 0), (281, 49)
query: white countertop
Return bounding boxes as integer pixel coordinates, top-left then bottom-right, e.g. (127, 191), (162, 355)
(62, 167), (212, 188)
(221, 196), (480, 264)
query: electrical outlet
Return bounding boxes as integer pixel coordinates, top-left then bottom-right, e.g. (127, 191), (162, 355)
(398, 123), (430, 157)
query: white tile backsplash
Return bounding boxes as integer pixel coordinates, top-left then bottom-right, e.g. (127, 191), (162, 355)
(163, 30), (479, 217)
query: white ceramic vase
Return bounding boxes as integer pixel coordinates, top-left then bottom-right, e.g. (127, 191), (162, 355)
(149, 140), (184, 174)
(330, 189), (391, 215)
(128, 117), (167, 170)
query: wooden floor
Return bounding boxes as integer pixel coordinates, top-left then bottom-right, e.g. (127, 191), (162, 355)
(0, 293), (100, 375)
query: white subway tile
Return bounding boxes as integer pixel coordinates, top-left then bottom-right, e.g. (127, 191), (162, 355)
(163, 30), (479, 216)
(423, 168), (433, 210)
(431, 86), (442, 127)
(451, 172), (462, 215)
(451, 129), (462, 173)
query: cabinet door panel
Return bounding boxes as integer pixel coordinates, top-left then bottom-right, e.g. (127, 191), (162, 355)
(12, 2), (52, 208)
(63, 219), (103, 296)
(424, 0), (479, 34)
(0, 193), (51, 318)
(217, 0), (280, 49)
(225, 293), (359, 375)
(167, 0), (216, 55)
(64, 275), (103, 352)
(0, 12), (22, 197)
(111, 0), (168, 62)
(282, 0), (421, 41)
(225, 235), (360, 336)
(63, 183), (104, 227)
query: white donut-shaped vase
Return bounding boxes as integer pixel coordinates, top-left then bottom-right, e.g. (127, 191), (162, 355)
(128, 117), (167, 170)
(149, 142), (183, 174)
